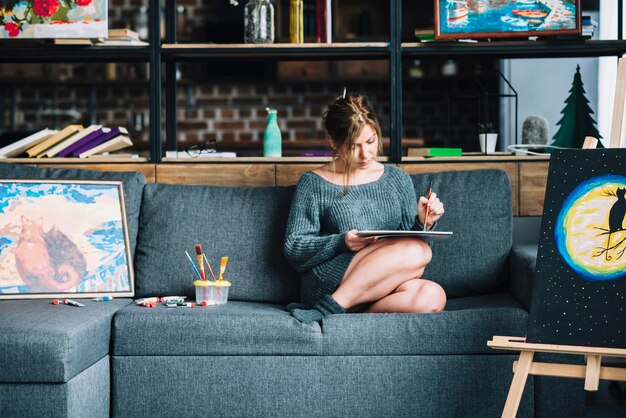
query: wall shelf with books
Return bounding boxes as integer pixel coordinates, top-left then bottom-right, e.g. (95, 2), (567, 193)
(158, 1), (624, 164)
(1, 1), (624, 163)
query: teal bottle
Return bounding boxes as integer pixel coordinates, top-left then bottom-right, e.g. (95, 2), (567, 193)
(263, 107), (282, 157)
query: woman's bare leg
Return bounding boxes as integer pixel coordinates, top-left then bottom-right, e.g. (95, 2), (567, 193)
(363, 279), (446, 313)
(332, 237), (436, 310)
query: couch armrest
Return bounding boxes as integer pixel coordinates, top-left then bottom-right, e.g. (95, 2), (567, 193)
(509, 245), (538, 310)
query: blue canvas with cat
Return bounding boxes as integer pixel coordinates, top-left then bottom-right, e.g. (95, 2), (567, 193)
(0, 180), (134, 298)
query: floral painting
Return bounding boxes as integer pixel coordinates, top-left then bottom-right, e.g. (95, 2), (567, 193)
(0, 180), (134, 299)
(435, 0), (580, 40)
(0, 0), (106, 39)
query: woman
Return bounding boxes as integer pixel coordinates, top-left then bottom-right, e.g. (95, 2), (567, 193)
(284, 93), (446, 324)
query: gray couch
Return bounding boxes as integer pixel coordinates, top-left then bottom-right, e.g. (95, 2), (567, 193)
(0, 162), (584, 417)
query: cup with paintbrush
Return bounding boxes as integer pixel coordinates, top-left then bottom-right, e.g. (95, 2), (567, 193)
(212, 256), (231, 305)
(190, 244), (218, 305)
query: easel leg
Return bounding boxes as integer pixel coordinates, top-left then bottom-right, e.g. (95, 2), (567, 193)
(584, 355), (602, 391)
(502, 351), (534, 418)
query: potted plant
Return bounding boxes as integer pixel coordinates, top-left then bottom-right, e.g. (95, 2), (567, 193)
(478, 122), (497, 153)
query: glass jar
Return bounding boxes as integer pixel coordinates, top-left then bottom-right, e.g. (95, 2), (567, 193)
(134, 6), (149, 40)
(244, 0), (275, 44)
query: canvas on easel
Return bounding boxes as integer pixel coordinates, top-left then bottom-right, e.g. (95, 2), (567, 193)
(488, 149), (626, 418)
(487, 57), (626, 418)
(526, 148), (626, 349)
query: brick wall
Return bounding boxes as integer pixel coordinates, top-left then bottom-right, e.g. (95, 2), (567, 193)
(173, 78), (392, 156)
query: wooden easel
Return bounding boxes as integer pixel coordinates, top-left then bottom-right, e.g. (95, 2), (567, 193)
(488, 57), (626, 418)
(488, 336), (626, 418)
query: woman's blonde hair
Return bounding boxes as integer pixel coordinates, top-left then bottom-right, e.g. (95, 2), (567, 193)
(322, 93), (383, 192)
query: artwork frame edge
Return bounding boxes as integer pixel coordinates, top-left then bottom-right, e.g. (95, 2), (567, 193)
(0, 178), (135, 300)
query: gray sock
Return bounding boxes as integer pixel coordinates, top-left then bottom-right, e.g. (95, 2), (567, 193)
(290, 295), (346, 324)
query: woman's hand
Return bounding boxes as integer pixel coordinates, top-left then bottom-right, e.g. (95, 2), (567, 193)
(417, 192), (444, 230)
(344, 229), (377, 252)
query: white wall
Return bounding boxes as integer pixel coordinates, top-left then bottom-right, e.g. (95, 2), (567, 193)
(598, 2), (625, 148)
(500, 13), (601, 150)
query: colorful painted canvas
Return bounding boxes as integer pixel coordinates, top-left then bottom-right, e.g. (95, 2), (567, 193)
(0, 0), (107, 39)
(527, 149), (626, 349)
(0, 180), (134, 299)
(435, 0), (581, 40)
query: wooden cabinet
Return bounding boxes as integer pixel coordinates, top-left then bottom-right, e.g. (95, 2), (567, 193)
(19, 158), (550, 215)
(519, 162), (549, 217)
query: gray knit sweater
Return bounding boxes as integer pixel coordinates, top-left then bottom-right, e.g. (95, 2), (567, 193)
(284, 165), (422, 305)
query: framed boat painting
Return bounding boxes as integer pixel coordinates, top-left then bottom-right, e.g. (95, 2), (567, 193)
(0, 179), (134, 299)
(0, 0), (107, 39)
(434, 0), (581, 40)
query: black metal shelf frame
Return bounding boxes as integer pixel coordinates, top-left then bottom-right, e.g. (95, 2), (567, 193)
(160, 45), (391, 61)
(159, 0), (626, 163)
(1, 0), (625, 162)
(0, 47), (150, 63)
(401, 40), (626, 59)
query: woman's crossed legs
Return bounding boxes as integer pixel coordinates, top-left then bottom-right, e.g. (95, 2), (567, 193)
(332, 237), (446, 313)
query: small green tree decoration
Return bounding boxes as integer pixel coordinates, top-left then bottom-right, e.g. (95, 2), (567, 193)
(551, 65), (603, 149)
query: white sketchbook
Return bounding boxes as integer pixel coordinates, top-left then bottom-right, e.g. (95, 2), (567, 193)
(356, 230), (453, 242)
(0, 129), (57, 158)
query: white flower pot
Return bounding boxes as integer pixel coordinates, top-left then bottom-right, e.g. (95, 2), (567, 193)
(479, 133), (498, 153)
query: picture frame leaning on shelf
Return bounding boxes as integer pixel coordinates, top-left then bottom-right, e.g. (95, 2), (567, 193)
(434, 0), (581, 41)
(0, 0), (107, 39)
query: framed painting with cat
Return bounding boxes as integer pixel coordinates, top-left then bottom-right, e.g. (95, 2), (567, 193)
(0, 179), (134, 299)
(527, 149), (626, 349)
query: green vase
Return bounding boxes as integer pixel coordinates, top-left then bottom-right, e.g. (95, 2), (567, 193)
(263, 108), (282, 157)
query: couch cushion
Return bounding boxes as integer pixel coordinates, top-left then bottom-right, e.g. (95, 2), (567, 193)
(114, 295), (526, 358)
(411, 169), (512, 297)
(0, 298), (132, 383)
(0, 162), (146, 255)
(113, 301), (321, 356)
(322, 293), (527, 356)
(134, 183), (299, 302)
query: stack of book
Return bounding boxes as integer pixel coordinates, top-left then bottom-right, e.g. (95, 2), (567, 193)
(407, 147), (462, 157)
(414, 28), (435, 42)
(0, 125), (134, 159)
(97, 29), (148, 46)
(582, 16), (598, 39)
(53, 29), (148, 46)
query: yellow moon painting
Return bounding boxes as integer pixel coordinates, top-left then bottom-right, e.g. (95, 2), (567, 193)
(555, 174), (626, 281)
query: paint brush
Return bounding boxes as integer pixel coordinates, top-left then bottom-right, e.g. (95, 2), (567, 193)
(203, 253), (217, 281)
(423, 180), (433, 231)
(185, 250), (202, 280)
(219, 256), (229, 281)
(195, 244), (207, 281)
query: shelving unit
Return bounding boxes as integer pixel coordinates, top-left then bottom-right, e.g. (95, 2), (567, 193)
(1, 1), (625, 163)
(159, 0), (626, 163)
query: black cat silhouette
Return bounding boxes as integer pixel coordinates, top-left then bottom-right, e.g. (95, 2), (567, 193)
(596, 188), (626, 261)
